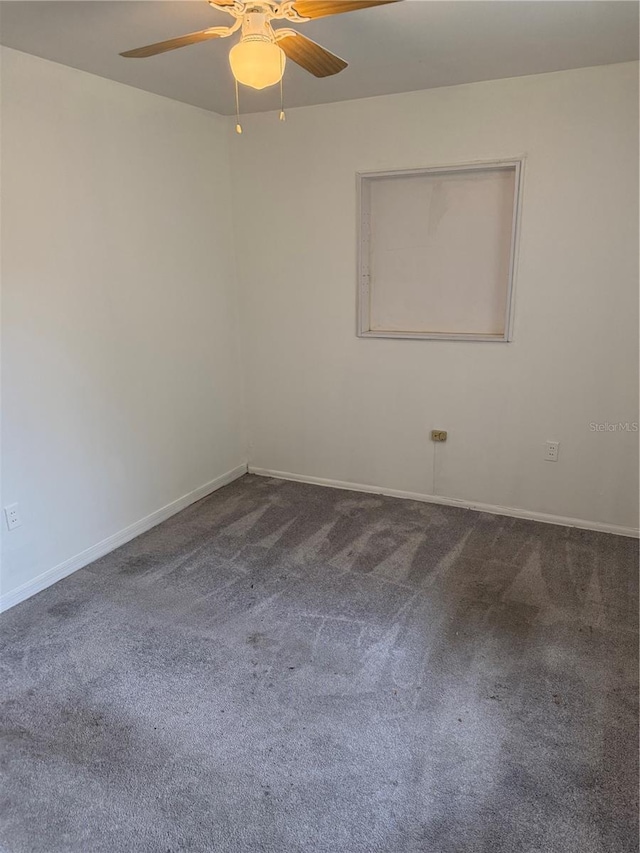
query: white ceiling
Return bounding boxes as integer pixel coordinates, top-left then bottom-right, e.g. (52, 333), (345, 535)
(1, 1), (637, 115)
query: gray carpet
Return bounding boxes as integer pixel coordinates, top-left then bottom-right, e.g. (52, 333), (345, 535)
(0, 474), (638, 853)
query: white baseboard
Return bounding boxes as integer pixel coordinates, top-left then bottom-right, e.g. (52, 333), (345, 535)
(0, 463), (248, 614)
(249, 467), (639, 539)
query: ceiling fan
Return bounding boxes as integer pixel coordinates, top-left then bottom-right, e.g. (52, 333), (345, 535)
(120, 1), (400, 122)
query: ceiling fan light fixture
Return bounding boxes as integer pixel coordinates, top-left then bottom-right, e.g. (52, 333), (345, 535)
(229, 37), (286, 90)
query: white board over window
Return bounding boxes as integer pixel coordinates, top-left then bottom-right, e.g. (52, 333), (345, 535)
(357, 161), (523, 341)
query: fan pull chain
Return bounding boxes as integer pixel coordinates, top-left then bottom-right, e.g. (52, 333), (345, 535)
(235, 79), (242, 134)
(279, 53), (286, 122)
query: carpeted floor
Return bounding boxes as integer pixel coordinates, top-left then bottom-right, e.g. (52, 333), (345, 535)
(0, 474), (638, 853)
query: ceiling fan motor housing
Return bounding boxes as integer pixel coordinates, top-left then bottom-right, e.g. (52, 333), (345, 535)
(241, 10), (275, 42)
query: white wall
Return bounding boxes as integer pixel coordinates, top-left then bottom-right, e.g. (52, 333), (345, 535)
(2, 56), (637, 610)
(1, 48), (246, 601)
(232, 62), (639, 531)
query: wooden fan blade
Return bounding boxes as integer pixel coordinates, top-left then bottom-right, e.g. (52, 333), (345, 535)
(277, 32), (347, 78)
(292, 0), (399, 21)
(120, 29), (223, 58)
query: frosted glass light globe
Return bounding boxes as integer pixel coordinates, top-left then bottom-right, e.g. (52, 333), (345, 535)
(229, 40), (286, 90)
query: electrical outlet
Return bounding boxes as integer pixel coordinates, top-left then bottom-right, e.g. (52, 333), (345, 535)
(431, 430), (448, 442)
(4, 503), (22, 531)
(544, 441), (560, 462)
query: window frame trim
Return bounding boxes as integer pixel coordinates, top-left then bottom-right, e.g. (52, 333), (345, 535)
(356, 158), (525, 342)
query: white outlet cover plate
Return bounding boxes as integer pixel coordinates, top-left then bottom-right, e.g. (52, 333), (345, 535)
(544, 441), (560, 461)
(4, 504), (22, 530)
